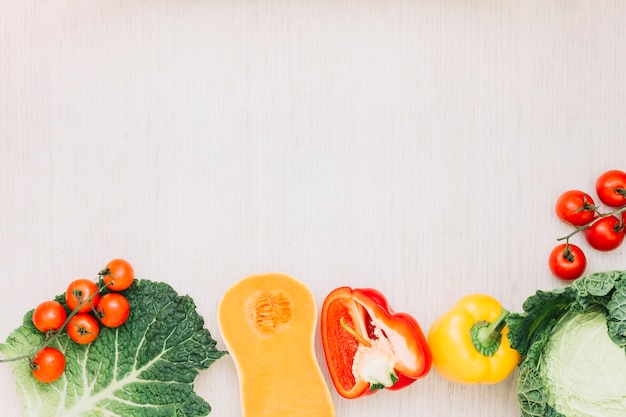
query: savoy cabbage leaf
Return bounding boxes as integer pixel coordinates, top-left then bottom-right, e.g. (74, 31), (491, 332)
(0, 279), (226, 417)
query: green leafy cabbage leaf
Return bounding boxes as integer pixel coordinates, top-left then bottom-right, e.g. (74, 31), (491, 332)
(506, 270), (626, 417)
(0, 279), (226, 417)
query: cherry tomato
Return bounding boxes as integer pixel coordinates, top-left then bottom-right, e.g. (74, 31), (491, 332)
(555, 190), (597, 226)
(596, 169), (626, 207)
(65, 279), (100, 313)
(100, 259), (134, 292)
(67, 313), (100, 344)
(584, 215), (625, 251)
(32, 301), (67, 333)
(548, 243), (587, 280)
(31, 347), (65, 383)
(96, 293), (130, 328)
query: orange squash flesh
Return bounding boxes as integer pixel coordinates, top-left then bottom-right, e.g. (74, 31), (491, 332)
(218, 273), (336, 417)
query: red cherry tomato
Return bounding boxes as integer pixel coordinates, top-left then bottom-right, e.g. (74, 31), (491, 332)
(596, 169), (626, 207)
(32, 301), (67, 333)
(555, 190), (597, 226)
(100, 259), (134, 291)
(584, 215), (625, 251)
(548, 243), (587, 280)
(65, 279), (100, 313)
(67, 313), (100, 344)
(31, 347), (66, 383)
(96, 293), (130, 328)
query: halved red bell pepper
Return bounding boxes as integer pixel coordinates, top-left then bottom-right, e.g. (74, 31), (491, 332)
(320, 286), (432, 399)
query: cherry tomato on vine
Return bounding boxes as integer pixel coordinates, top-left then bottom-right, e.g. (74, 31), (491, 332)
(32, 300), (67, 333)
(31, 347), (66, 383)
(555, 190), (597, 226)
(548, 243), (587, 280)
(584, 216), (625, 251)
(596, 169), (626, 207)
(67, 313), (100, 344)
(65, 279), (100, 313)
(99, 259), (134, 292)
(96, 293), (130, 328)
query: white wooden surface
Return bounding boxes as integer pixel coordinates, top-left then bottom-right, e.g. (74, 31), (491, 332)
(1, 1), (625, 416)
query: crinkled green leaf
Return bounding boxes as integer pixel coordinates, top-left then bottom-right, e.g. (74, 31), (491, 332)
(516, 366), (546, 417)
(0, 279), (226, 417)
(514, 312), (564, 417)
(573, 271), (616, 297)
(505, 288), (572, 357)
(606, 284), (626, 348)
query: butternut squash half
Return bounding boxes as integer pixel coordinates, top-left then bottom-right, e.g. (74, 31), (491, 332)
(218, 273), (336, 417)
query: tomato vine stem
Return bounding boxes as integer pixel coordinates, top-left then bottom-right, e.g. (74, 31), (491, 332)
(556, 206), (626, 243)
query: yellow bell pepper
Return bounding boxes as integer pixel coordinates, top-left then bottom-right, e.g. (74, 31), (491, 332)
(427, 293), (520, 384)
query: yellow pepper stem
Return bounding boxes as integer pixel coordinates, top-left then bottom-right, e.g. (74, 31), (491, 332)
(470, 308), (509, 357)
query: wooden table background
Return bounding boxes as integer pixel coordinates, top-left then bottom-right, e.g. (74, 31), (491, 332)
(1, 1), (625, 416)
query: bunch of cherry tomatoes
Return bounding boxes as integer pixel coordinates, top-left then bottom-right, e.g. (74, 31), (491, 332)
(28, 259), (135, 383)
(549, 169), (626, 281)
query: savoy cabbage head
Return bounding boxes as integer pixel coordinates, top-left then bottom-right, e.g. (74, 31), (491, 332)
(506, 270), (626, 417)
(0, 279), (226, 417)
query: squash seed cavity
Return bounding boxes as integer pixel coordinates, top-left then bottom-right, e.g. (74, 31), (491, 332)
(247, 292), (292, 336)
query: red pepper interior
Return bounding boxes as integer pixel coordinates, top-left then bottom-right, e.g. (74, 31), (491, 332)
(325, 298), (361, 391)
(364, 310), (379, 341)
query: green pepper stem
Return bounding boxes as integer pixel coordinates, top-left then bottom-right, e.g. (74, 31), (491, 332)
(470, 308), (509, 357)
